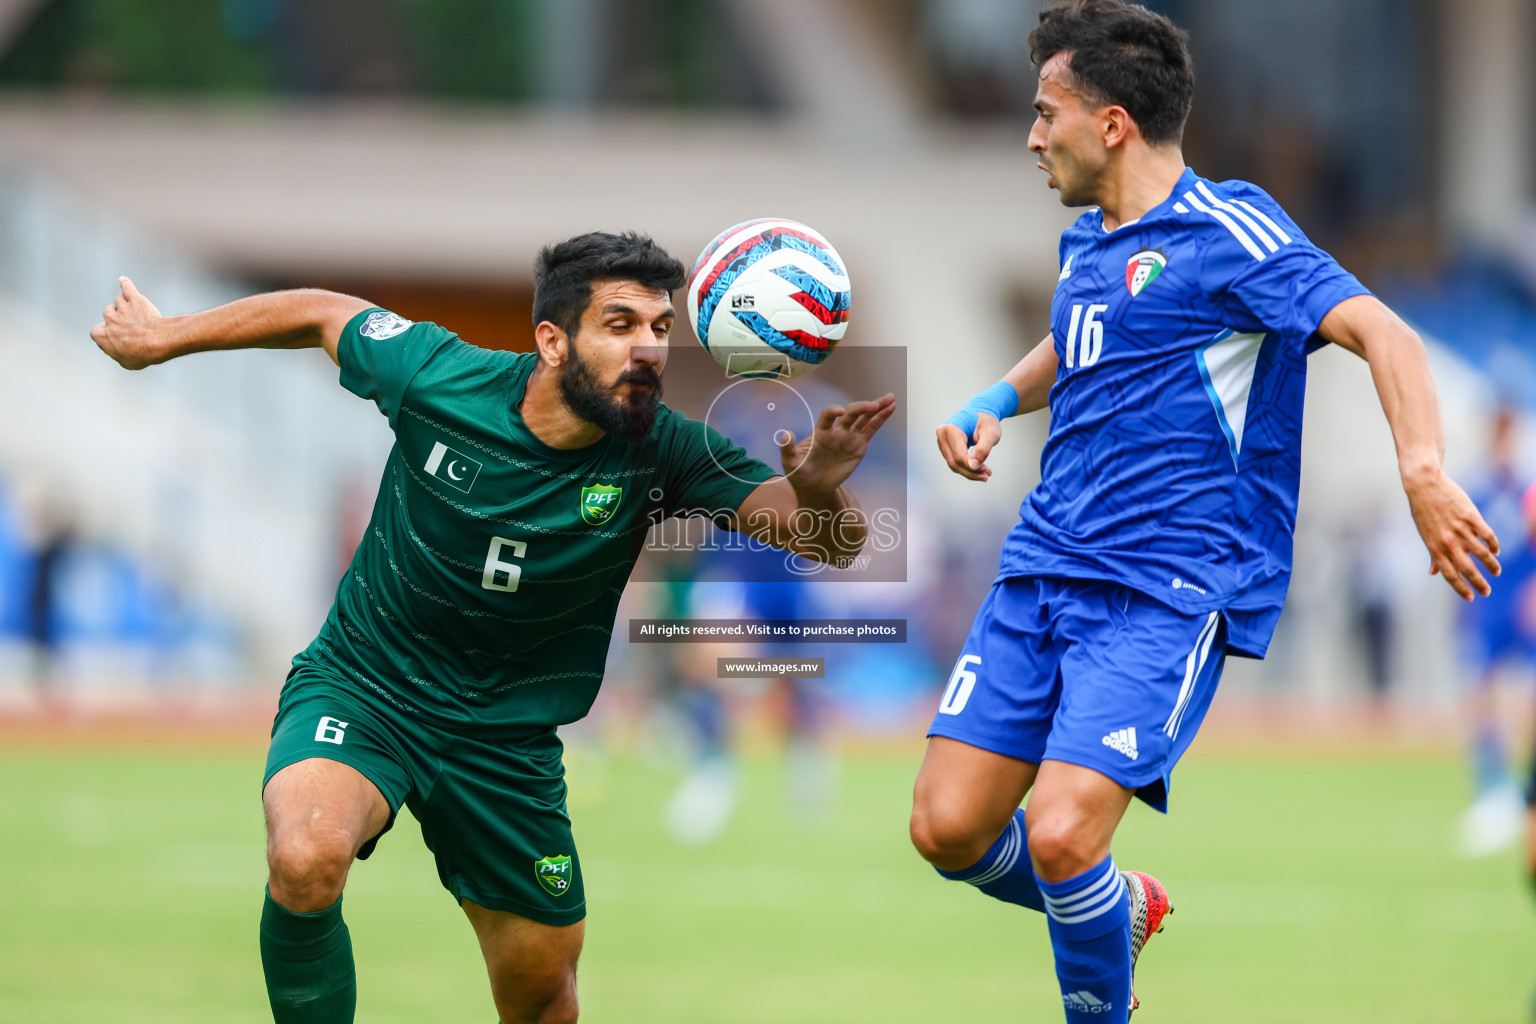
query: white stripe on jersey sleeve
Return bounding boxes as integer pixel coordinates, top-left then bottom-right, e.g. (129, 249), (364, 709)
(1233, 199), (1294, 244)
(1196, 181), (1280, 253)
(1183, 189), (1266, 261)
(1172, 201), (1189, 213)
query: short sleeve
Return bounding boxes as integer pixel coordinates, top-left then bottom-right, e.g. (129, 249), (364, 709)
(338, 308), (458, 426)
(1224, 244), (1372, 352)
(1195, 191), (1373, 351)
(655, 409), (779, 525)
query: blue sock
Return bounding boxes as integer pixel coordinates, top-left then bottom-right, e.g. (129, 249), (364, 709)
(1038, 856), (1132, 1024)
(936, 808), (1043, 912)
(1474, 723), (1509, 796)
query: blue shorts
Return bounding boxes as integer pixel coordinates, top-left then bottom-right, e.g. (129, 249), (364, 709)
(927, 576), (1228, 812)
(1460, 598), (1536, 681)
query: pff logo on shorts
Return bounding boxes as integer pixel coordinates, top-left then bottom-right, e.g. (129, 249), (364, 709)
(534, 855), (574, 897)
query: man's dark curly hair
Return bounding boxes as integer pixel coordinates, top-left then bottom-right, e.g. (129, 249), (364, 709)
(532, 231), (686, 339)
(1029, 0), (1194, 147)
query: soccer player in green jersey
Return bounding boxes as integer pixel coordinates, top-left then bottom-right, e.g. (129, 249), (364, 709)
(90, 231), (895, 1024)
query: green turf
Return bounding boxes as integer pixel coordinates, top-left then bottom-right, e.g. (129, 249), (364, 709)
(0, 739), (1529, 1022)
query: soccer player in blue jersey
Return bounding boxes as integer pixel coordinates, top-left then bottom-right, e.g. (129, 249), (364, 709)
(907, 2), (1502, 1020)
(1458, 408), (1536, 856)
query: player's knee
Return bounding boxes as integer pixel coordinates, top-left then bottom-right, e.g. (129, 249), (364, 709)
(266, 830), (352, 911)
(908, 801), (989, 870)
(535, 989), (579, 1024)
(1025, 817), (1097, 884)
(491, 968), (578, 1024)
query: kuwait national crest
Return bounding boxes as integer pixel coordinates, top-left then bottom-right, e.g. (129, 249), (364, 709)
(1126, 248), (1167, 297)
(534, 855), (573, 897)
(580, 483), (623, 526)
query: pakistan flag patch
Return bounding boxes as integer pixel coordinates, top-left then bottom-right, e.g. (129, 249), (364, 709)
(580, 483), (623, 526)
(534, 855), (574, 897)
(1126, 248), (1167, 297)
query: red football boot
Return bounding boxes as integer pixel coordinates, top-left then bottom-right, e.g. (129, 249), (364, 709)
(1121, 870), (1173, 1016)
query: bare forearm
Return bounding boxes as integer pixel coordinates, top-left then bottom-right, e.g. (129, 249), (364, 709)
(739, 481), (866, 566)
(1003, 334), (1059, 414)
(1320, 296), (1443, 482)
(1318, 293), (1500, 600)
(155, 290), (369, 365)
(791, 484), (865, 565)
(1368, 332), (1443, 484)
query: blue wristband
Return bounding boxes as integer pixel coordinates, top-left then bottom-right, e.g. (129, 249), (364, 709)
(944, 381), (1020, 443)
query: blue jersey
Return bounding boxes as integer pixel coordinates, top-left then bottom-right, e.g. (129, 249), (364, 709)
(997, 168), (1370, 658)
(1462, 470), (1536, 664)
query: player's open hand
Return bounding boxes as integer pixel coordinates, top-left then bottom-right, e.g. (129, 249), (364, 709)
(1404, 467), (1501, 600)
(936, 415), (1002, 482)
(779, 393), (896, 496)
(90, 276), (166, 370)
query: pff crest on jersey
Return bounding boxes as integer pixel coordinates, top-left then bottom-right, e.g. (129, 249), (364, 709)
(1126, 248), (1167, 297)
(580, 484), (623, 525)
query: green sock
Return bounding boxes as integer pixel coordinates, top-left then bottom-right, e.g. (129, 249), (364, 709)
(260, 886), (357, 1023)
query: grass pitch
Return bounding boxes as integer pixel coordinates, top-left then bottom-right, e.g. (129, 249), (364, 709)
(0, 730), (1529, 1023)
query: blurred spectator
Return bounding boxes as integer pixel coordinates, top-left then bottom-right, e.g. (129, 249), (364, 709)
(1457, 407), (1536, 857)
(26, 508), (76, 702)
(1345, 502), (1410, 708)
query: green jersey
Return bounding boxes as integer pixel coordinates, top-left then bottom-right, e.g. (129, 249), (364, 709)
(291, 308), (776, 732)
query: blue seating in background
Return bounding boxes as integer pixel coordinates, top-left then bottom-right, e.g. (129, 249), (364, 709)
(0, 470), (242, 676)
(1385, 254), (1536, 405)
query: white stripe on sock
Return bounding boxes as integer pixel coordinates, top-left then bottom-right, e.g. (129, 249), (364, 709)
(1048, 875), (1128, 925)
(1043, 861), (1120, 915)
(967, 816), (1022, 887)
(1042, 860), (1116, 909)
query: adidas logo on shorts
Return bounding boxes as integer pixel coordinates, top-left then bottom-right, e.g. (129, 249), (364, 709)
(1102, 727), (1139, 761)
(1063, 990), (1113, 1013)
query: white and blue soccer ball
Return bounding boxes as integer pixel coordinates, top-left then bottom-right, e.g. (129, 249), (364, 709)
(686, 218), (851, 379)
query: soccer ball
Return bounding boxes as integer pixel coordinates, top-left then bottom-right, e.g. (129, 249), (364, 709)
(686, 218), (850, 379)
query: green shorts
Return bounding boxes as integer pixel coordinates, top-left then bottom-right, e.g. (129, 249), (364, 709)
(263, 668), (585, 927)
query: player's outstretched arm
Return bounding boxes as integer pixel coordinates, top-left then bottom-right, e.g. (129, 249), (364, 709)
(936, 333), (1057, 482)
(90, 277), (372, 370)
(1320, 294), (1501, 600)
(732, 393), (897, 567)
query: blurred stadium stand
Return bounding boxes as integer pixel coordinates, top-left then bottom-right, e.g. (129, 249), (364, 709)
(0, 0), (1529, 719)
(0, 157), (392, 697)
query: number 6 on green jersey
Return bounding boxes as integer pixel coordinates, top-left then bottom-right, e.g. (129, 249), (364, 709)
(482, 536), (527, 593)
